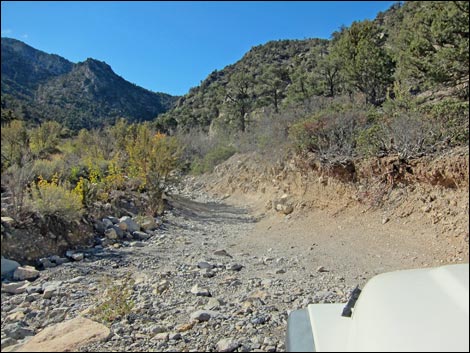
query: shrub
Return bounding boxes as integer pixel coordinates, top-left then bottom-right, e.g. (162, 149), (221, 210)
(29, 121), (62, 156)
(289, 109), (369, 159)
(355, 124), (386, 157)
(90, 275), (135, 324)
(1, 119), (30, 170)
(2, 163), (35, 218)
(126, 126), (183, 214)
(31, 156), (68, 182)
(421, 100), (469, 146)
(190, 144), (236, 174)
(30, 175), (83, 222)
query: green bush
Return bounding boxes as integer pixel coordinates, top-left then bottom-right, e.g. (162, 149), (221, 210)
(289, 116), (322, 153)
(289, 110), (369, 158)
(31, 157), (68, 182)
(421, 100), (469, 145)
(190, 144), (236, 174)
(355, 124), (386, 157)
(90, 275), (135, 324)
(30, 176), (83, 222)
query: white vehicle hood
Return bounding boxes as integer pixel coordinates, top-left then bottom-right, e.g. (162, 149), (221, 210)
(308, 264), (469, 352)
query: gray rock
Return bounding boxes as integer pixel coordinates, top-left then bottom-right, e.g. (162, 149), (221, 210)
(132, 231), (151, 240)
(2, 281), (30, 294)
(214, 249), (232, 258)
(52, 256), (69, 265)
(3, 323), (34, 340)
(25, 293), (41, 302)
(138, 216), (158, 231)
(71, 253), (84, 261)
(216, 338), (240, 352)
(190, 284), (211, 297)
(1, 337), (18, 349)
(39, 258), (56, 269)
(154, 332), (169, 341)
(42, 281), (62, 299)
(169, 332), (181, 340)
(102, 218), (114, 228)
(1, 258), (20, 279)
(148, 325), (167, 334)
(205, 298), (222, 310)
(251, 316), (267, 325)
(107, 216), (120, 224)
(119, 216), (140, 233)
(190, 310), (212, 322)
(13, 266), (39, 281)
(197, 261), (214, 270)
(104, 228), (118, 240)
(226, 263), (243, 271)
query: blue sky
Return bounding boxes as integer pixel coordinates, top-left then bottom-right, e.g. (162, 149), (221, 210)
(1, 1), (396, 96)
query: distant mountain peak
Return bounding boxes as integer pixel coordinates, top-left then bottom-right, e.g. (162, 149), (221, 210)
(1, 39), (177, 130)
(80, 58), (112, 70)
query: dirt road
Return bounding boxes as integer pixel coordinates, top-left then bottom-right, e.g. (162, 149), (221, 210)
(2, 186), (467, 352)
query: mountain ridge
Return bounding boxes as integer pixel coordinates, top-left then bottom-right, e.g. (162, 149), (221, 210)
(1, 37), (178, 130)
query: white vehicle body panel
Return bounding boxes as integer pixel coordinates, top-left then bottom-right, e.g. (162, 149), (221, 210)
(308, 304), (351, 351)
(306, 264), (469, 352)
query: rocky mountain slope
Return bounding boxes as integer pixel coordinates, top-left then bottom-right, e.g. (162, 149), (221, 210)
(1, 38), (73, 99)
(1, 38), (177, 130)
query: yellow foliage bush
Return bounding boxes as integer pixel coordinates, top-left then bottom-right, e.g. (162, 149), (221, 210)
(31, 175), (83, 222)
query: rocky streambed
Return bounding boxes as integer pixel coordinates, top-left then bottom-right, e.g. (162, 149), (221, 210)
(1, 187), (359, 352)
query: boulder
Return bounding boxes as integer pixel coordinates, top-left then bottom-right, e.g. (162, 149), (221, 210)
(104, 228), (118, 240)
(70, 253), (84, 261)
(13, 266), (39, 281)
(132, 231), (151, 241)
(42, 281), (62, 299)
(273, 194), (294, 215)
(9, 316), (110, 352)
(137, 216), (157, 231)
(2, 281), (30, 295)
(101, 218), (114, 228)
(118, 216), (140, 233)
(1, 258), (20, 279)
